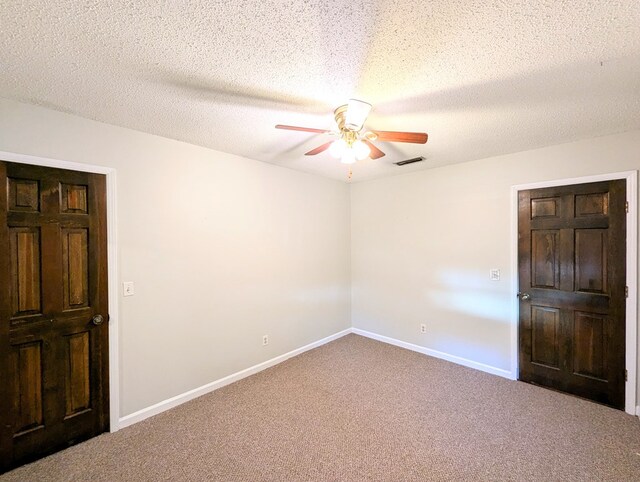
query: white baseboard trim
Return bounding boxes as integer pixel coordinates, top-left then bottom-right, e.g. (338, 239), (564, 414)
(636, 405), (640, 418)
(352, 328), (514, 380)
(117, 328), (352, 429)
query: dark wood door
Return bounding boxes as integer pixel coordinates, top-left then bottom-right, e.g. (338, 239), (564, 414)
(0, 161), (109, 472)
(518, 180), (626, 409)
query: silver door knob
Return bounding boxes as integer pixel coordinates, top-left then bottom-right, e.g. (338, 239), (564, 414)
(517, 292), (531, 300)
(92, 314), (104, 325)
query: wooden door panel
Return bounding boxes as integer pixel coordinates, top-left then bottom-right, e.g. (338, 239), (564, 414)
(8, 178), (40, 213)
(9, 227), (42, 318)
(531, 197), (560, 218)
(531, 230), (560, 289)
(64, 331), (92, 417)
(11, 341), (45, 436)
(0, 162), (109, 472)
(575, 192), (608, 217)
(519, 180), (625, 409)
(575, 229), (607, 293)
(572, 312), (608, 381)
(531, 306), (560, 369)
(60, 184), (88, 214)
(62, 228), (89, 310)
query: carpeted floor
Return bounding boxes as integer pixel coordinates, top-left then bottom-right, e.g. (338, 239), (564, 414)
(3, 334), (640, 481)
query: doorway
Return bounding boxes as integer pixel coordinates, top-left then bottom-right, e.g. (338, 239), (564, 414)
(0, 161), (110, 471)
(517, 179), (627, 409)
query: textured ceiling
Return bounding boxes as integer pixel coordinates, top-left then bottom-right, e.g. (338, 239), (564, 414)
(1, 1), (640, 182)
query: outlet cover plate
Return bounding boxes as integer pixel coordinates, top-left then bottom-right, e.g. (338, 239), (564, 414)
(123, 281), (135, 296)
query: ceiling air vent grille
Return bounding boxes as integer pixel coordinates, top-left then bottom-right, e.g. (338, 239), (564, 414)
(395, 156), (425, 166)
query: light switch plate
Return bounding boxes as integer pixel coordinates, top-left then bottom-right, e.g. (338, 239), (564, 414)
(123, 281), (135, 296)
(490, 269), (500, 281)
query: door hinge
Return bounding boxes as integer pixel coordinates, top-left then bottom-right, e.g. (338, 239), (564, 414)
(625, 286), (629, 298)
(625, 201), (629, 213)
(625, 369), (628, 382)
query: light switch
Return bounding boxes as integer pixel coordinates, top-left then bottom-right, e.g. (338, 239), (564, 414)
(490, 269), (500, 281)
(123, 281), (135, 296)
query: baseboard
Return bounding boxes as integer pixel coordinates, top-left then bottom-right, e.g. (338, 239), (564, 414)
(352, 328), (514, 380)
(636, 405), (640, 418)
(117, 328), (352, 429)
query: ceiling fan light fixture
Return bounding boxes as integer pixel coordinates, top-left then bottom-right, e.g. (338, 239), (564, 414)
(345, 99), (372, 131)
(340, 149), (357, 165)
(329, 139), (347, 158)
(275, 102), (428, 173)
(353, 140), (370, 160)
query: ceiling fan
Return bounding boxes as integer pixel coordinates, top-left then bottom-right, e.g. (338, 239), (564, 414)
(275, 99), (428, 165)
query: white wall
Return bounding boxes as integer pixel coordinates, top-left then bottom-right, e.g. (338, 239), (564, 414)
(351, 130), (640, 403)
(2, 95), (638, 417)
(0, 98), (351, 416)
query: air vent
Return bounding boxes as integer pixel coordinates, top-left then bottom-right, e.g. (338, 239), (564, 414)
(395, 156), (425, 166)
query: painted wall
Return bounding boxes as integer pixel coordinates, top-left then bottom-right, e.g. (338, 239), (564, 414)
(0, 98), (351, 416)
(2, 96), (638, 416)
(351, 129), (640, 404)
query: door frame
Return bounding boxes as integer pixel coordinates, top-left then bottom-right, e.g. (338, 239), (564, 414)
(0, 150), (120, 432)
(510, 170), (638, 415)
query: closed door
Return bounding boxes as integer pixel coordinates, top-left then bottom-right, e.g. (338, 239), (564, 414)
(0, 161), (109, 472)
(518, 180), (626, 409)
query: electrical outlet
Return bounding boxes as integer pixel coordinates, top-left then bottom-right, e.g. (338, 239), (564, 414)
(420, 324), (427, 334)
(490, 269), (500, 281)
(262, 335), (269, 346)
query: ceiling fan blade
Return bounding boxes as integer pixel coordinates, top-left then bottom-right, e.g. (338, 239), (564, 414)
(305, 142), (334, 156)
(363, 140), (385, 159)
(371, 131), (428, 144)
(276, 124), (330, 134)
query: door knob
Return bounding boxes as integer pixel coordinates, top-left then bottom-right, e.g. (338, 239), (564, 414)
(91, 314), (104, 325)
(517, 292), (531, 300)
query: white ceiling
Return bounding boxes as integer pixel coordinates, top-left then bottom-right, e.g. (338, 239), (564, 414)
(1, 1), (640, 182)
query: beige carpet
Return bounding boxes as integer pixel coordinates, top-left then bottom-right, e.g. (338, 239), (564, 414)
(3, 334), (640, 481)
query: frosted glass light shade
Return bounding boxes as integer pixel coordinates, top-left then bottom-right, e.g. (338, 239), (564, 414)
(345, 99), (372, 131)
(340, 149), (357, 164)
(353, 140), (370, 160)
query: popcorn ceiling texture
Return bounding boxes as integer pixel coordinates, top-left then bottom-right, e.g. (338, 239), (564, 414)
(1, 0), (640, 181)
